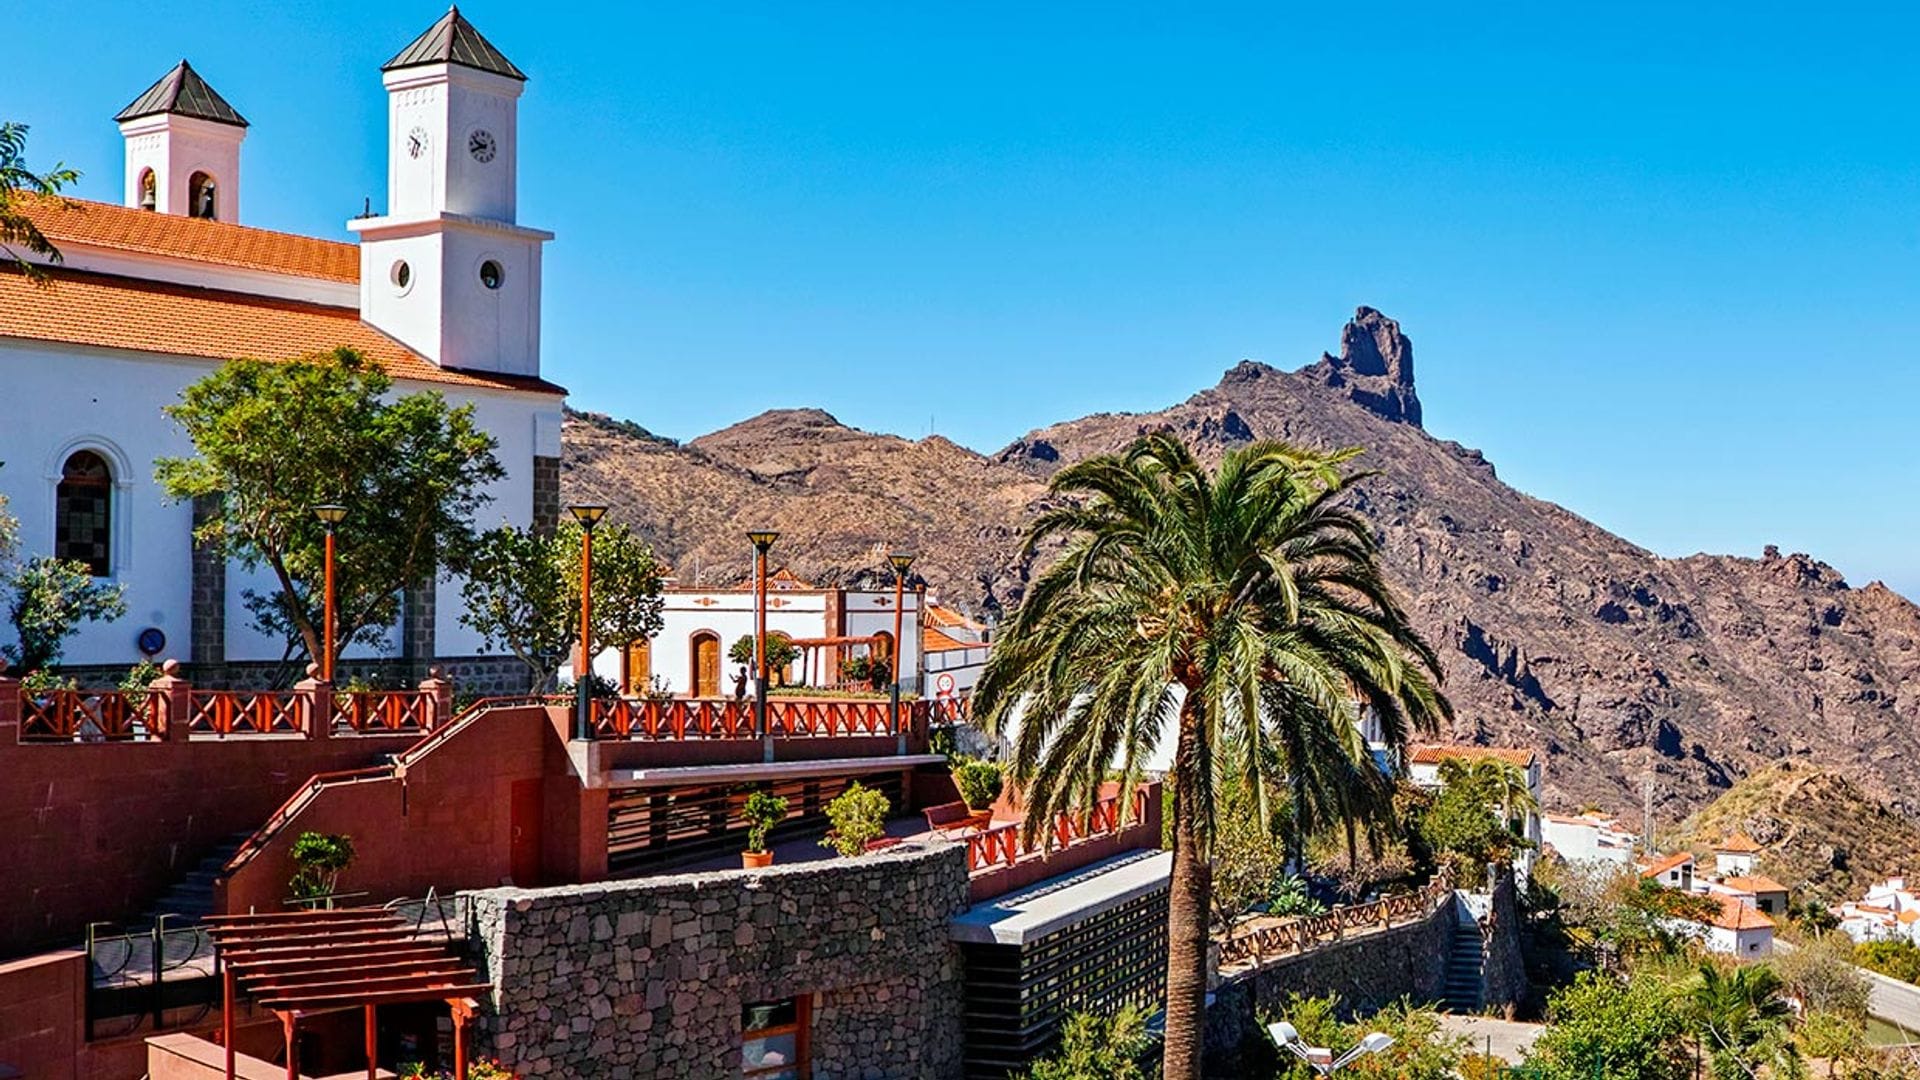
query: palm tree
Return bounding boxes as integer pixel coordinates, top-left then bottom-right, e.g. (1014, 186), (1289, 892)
(972, 433), (1451, 1080)
(1688, 962), (1797, 1080)
(0, 122), (78, 284)
(1437, 757), (1537, 833)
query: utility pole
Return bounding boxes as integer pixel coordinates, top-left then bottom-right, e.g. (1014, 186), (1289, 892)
(1643, 774), (1656, 854)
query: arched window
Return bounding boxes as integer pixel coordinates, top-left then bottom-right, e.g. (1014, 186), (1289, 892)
(56, 451), (113, 577)
(138, 169), (157, 212)
(187, 171), (217, 220)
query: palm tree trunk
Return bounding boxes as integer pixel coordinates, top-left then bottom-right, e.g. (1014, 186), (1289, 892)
(1163, 694), (1212, 1080)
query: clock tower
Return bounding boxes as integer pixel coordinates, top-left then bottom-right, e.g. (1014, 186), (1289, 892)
(351, 7), (550, 378)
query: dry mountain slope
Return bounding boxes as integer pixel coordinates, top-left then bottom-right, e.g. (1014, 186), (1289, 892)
(562, 308), (1920, 819)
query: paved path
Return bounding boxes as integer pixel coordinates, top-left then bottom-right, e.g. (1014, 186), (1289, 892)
(1435, 1015), (1543, 1064)
(1860, 964), (1920, 1037)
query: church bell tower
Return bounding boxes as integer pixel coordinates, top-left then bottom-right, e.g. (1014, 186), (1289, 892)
(351, 7), (551, 378)
(116, 60), (247, 221)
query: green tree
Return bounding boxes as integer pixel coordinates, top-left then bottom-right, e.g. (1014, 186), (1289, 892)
(4, 557), (128, 672)
(1266, 994), (1465, 1080)
(1525, 971), (1691, 1080)
(1854, 939), (1920, 985)
(1687, 962), (1798, 1080)
(728, 632), (800, 679)
(459, 521), (665, 692)
(972, 434), (1450, 1080)
(0, 122), (78, 284)
(1415, 757), (1537, 881)
(1021, 1008), (1150, 1080)
(156, 349), (503, 674)
(1774, 932), (1871, 1021)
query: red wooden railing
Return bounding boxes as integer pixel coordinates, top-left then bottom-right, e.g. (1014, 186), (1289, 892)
(186, 690), (310, 737)
(331, 691), (433, 735)
(1214, 872), (1455, 966)
(964, 789), (1147, 874)
(18, 689), (166, 741)
(590, 694), (967, 741)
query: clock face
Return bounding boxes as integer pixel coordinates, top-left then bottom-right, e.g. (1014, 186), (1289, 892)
(406, 125), (430, 160)
(468, 129), (497, 163)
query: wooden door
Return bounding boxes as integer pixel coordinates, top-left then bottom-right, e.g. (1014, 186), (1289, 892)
(693, 633), (721, 698)
(509, 779), (543, 886)
(623, 639), (652, 695)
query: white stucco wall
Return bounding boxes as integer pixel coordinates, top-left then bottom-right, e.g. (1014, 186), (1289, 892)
(0, 336), (559, 669)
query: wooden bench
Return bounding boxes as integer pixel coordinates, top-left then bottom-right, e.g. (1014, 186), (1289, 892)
(924, 801), (982, 836)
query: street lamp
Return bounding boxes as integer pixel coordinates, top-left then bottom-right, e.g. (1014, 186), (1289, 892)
(747, 531), (779, 737)
(569, 504), (609, 741)
(1267, 1021), (1394, 1075)
(312, 505), (347, 683)
(886, 552), (915, 734)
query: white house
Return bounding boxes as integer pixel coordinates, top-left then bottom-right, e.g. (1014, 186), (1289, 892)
(1639, 851), (1696, 893)
(1665, 896), (1775, 958)
(1837, 878), (1920, 944)
(1713, 833), (1762, 877)
(1407, 745), (1544, 878)
(922, 602), (990, 699)
(0, 11), (564, 691)
(1540, 811), (1640, 867)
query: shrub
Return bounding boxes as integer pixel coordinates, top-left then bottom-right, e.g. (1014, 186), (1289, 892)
(1265, 994), (1464, 1080)
(742, 791), (789, 855)
(840, 654), (871, 682)
(288, 831), (356, 900)
(953, 760), (1004, 811)
(1525, 971), (1690, 1080)
(1021, 1008), (1150, 1080)
(118, 658), (163, 706)
(1856, 939), (1920, 986)
(1774, 931), (1870, 1019)
(729, 634), (799, 678)
(821, 783), (890, 857)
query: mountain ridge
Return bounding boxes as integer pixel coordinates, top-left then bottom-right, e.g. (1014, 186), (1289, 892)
(560, 307), (1920, 820)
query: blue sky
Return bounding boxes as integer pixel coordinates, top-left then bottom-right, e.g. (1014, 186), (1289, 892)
(13, 2), (1920, 597)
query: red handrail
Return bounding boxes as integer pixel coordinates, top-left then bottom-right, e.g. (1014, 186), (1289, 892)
(187, 690), (309, 737)
(589, 694), (957, 740)
(964, 789), (1145, 874)
(17, 689), (166, 742)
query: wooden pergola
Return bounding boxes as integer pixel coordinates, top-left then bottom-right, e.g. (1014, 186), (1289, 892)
(788, 633), (884, 690)
(205, 908), (491, 1080)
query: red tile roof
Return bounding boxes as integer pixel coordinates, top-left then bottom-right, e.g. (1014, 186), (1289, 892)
(1708, 896), (1775, 932)
(20, 195), (359, 283)
(922, 627), (981, 653)
(926, 603), (986, 632)
(0, 266), (564, 395)
(1639, 852), (1694, 878)
(1716, 832), (1763, 854)
(1408, 745), (1537, 768)
(1720, 875), (1789, 895)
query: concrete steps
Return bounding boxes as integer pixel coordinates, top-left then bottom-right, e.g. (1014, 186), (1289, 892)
(142, 833), (252, 927)
(1443, 922), (1485, 1012)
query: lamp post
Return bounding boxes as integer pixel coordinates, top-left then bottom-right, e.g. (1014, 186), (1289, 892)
(746, 532), (779, 738)
(312, 505), (347, 683)
(569, 504), (608, 741)
(887, 552), (915, 734)
(1267, 1021), (1394, 1075)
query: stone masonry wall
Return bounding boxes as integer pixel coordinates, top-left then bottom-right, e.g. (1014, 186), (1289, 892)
(468, 843), (971, 1079)
(1204, 897), (1452, 1075)
(1478, 869), (1529, 1016)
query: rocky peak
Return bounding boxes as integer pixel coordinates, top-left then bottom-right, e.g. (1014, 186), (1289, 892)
(1305, 306), (1423, 427)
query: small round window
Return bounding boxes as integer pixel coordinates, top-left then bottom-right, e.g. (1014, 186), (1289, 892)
(390, 260), (412, 292)
(479, 260), (504, 290)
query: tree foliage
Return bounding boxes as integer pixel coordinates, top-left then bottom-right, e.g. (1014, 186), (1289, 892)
(0, 122), (78, 284)
(973, 434), (1450, 1080)
(1525, 971), (1692, 1080)
(1854, 939), (1920, 986)
(156, 349), (504, 673)
(1686, 962), (1799, 1080)
(729, 632), (800, 676)
(4, 556), (127, 672)
(459, 520), (664, 692)
(820, 783), (890, 858)
(1774, 932), (1871, 1021)
(1414, 758), (1535, 881)
(288, 831), (356, 900)
(1266, 994), (1466, 1080)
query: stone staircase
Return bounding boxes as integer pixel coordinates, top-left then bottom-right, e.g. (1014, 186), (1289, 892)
(141, 833), (252, 927)
(1442, 920), (1486, 1012)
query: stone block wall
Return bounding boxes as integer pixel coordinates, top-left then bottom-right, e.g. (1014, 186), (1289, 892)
(1478, 869), (1528, 1015)
(468, 843), (972, 1079)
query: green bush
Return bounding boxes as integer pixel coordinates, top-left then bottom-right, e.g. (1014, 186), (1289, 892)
(288, 831), (356, 901)
(821, 783), (890, 857)
(742, 790), (789, 855)
(1524, 971), (1690, 1080)
(953, 760), (1004, 811)
(1020, 1008), (1149, 1080)
(729, 634), (799, 676)
(1265, 994), (1464, 1080)
(1856, 939), (1920, 985)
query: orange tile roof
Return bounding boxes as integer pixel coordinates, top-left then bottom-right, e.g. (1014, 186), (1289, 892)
(1408, 744), (1537, 768)
(926, 603), (986, 632)
(1708, 896), (1775, 932)
(20, 196), (359, 283)
(1716, 832), (1763, 854)
(923, 627), (981, 653)
(0, 266), (564, 395)
(1639, 852), (1694, 878)
(1721, 875), (1789, 895)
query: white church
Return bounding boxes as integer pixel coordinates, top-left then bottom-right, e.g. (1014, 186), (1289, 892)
(0, 10), (566, 690)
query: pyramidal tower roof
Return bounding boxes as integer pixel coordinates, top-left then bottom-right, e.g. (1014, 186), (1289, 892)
(383, 7), (527, 81)
(115, 60), (248, 127)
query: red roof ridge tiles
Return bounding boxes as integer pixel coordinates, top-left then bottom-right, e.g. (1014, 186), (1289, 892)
(18, 195), (359, 283)
(1408, 744), (1537, 768)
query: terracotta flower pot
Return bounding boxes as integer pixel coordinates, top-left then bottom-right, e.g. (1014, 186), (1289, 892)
(964, 809), (995, 831)
(742, 849), (773, 868)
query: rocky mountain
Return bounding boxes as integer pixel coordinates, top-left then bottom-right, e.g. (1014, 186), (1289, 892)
(1670, 762), (1920, 903)
(561, 307), (1920, 819)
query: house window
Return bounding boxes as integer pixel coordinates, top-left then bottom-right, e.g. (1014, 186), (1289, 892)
(56, 450), (113, 576)
(188, 171), (217, 219)
(742, 997), (810, 1079)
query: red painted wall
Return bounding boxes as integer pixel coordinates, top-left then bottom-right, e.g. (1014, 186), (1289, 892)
(0, 696), (422, 956)
(0, 949), (83, 1079)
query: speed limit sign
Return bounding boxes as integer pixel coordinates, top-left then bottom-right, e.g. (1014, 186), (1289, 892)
(935, 673), (956, 696)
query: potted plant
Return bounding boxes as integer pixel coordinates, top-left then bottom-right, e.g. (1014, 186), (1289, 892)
(820, 783), (891, 857)
(742, 790), (788, 868)
(288, 830), (355, 905)
(953, 760), (1004, 830)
